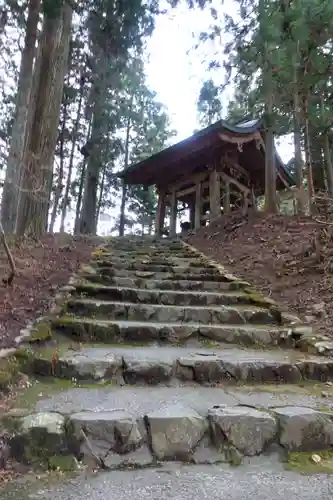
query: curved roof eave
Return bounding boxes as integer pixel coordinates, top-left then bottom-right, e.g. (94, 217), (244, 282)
(118, 118), (265, 179)
(118, 116), (295, 188)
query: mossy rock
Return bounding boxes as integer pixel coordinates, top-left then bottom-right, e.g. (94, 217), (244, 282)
(9, 412), (80, 471)
(52, 316), (119, 343)
(27, 320), (53, 344)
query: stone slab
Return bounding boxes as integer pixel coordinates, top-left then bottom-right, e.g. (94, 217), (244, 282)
(55, 345), (333, 385)
(85, 267), (235, 283)
(53, 316), (291, 346)
(35, 385), (333, 417)
(66, 298), (278, 325)
(76, 276), (250, 292)
(71, 285), (260, 307)
(24, 385), (333, 465)
(93, 262), (217, 274)
(209, 406), (277, 456)
(146, 403), (208, 460)
(273, 406), (333, 452)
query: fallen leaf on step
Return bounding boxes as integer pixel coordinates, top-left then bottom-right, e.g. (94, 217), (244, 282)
(311, 454), (321, 464)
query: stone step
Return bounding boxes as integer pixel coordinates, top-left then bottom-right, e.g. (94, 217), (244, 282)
(95, 265), (223, 278)
(90, 267), (238, 282)
(65, 298), (280, 325)
(78, 275), (250, 292)
(72, 284), (269, 308)
(105, 242), (186, 252)
(52, 316), (298, 346)
(32, 345), (333, 386)
(92, 261), (217, 274)
(15, 385), (333, 467)
(102, 249), (197, 259)
(92, 254), (205, 267)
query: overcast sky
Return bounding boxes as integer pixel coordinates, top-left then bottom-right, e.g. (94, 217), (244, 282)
(145, 2), (294, 163)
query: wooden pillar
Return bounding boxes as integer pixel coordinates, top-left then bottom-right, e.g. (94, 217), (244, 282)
(189, 200), (195, 229)
(242, 192), (249, 215)
(155, 190), (166, 235)
(223, 181), (230, 214)
(170, 189), (177, 236)
(195, 182), (201, 230)
(209, 170), (221, 219)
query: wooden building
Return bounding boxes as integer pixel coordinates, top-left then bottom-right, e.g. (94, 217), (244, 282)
(117, 118), (295, 235)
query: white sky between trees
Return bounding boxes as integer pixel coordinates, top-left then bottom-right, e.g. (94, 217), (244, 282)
(146, 0), (294, 161)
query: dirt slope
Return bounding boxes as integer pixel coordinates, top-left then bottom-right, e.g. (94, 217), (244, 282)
(187, 212), (333, 336)
(0, 233), (100, 349)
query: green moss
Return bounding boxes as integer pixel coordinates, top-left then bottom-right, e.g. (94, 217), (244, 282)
(13, 377), (102, 411)
(28, 320), (53, 343)
(285, 450), (333, 474)
(200, 339), (219, 348)
(243, 288), (278, 308)
(317, 406), (333, 414)
(0, 413), (24, 434)
(47, 454), (78, 471)
(227, 382), (333, 398)
(224, 446), (242, 467)
(92, 246), (110, 255)
(0, 356), (21, 391)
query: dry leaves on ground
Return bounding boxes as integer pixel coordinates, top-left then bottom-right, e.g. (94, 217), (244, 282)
(0, 233), (100, 349)
(188, 212), (333, 336)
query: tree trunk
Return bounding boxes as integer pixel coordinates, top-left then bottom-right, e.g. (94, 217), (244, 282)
(74, 160), (87, 234)
(263, 74), (277, 213)
(95, 167), (106, 228)
(60, 70), (85, 232)
(292, 53), (304, 214)
(49, 96), (68, 233)
(16, 3), (73, 238)
(1, 0), (40, 233)
(259, 0), (277, 215)
(303, 96), (314, 206)
(119, 106), (132, 236)
(323, 133), (333, 196)
(309, 129), (325, 192)
(79, 69), (109, 235)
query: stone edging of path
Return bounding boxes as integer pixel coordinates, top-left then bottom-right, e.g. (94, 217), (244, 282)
(0, 275), (77, 392)
(4, 403), (333, 470)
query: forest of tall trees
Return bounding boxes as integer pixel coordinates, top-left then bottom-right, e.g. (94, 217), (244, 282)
(0, 0), (178, 239)
(0, 0), (332, 241)
(196, 0), (333, 214)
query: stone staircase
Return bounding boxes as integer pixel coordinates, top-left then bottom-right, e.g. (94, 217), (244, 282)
(9, 236), (333, 471)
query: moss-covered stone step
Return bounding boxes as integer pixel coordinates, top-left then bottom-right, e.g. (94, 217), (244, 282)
(104, 242), (186, 252)
(91, 261), (218, 274)
(91, 254), (207, 267)
(77, 275), (250, 292)
(82, 266), (241, 283)
(72, 285), (273, 308)
(50, 316), (305, 347)
(7, 385), (333, 469)
(91, 265), (223, 278)
(65, 298), (281, 325)
(99, 248), (197, 258)
(24, 345), (333, 386)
